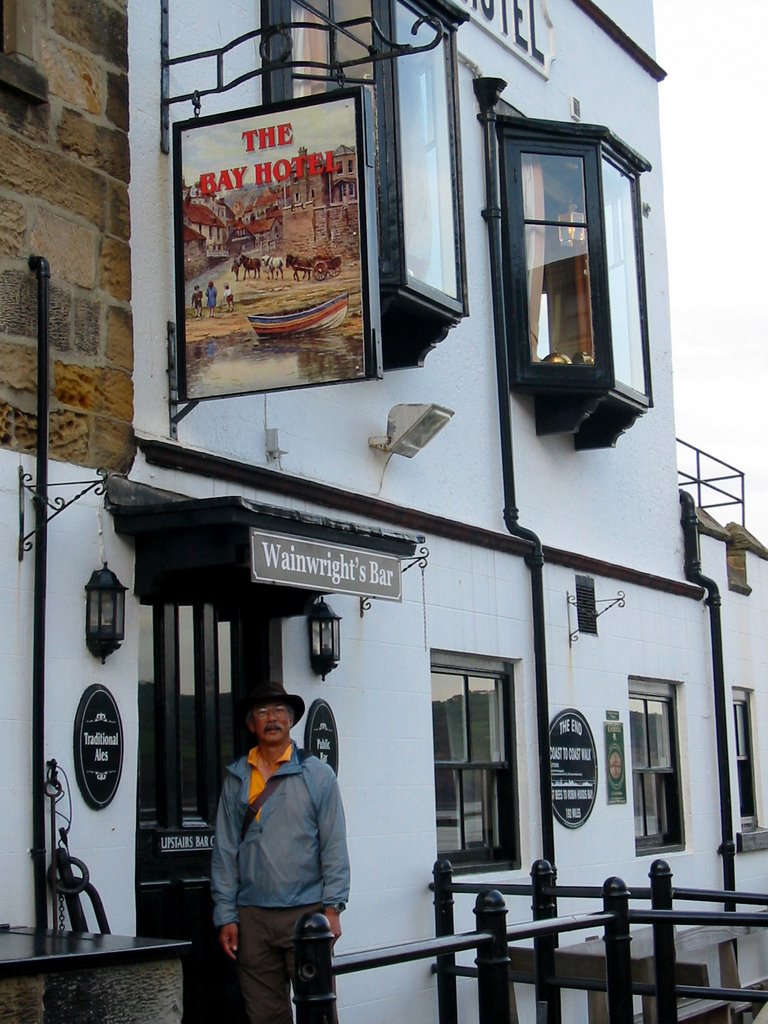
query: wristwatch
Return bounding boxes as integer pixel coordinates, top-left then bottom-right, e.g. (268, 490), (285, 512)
(325, 902), (346, 914)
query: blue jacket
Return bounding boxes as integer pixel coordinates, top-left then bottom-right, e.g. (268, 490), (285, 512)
(211, 743), (350, 927)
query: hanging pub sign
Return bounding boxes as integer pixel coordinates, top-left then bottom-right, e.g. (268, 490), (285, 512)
(304, 699), (339, 775)
(73, 684), (124, 810)
(172, 87), (381, 401)
(549, 708), (597, 829)
(250, 530), (402, 601)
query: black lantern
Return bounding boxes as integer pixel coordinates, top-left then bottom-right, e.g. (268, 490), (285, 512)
(85, 562), (127, 663)
(308, 598), (341, 680)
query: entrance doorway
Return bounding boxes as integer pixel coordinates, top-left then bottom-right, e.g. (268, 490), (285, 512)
(136, 596), (269, 1023)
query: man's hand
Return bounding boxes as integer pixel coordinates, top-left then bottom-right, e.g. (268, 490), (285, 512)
(324, 908), (342, 943)
(219, 922), (239, 960)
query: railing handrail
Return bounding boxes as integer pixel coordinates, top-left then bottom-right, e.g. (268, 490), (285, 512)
(332, 910), (614, 976)
(437, 878), (768, 909)
(676, 437), (745, 525)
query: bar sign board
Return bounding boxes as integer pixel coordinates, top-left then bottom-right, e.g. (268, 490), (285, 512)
(250, 530), (402, 600)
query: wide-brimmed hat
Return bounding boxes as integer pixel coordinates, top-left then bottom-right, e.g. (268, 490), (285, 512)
(236, 682), (305, 726)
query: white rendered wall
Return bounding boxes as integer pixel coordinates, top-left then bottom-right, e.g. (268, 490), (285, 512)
(0, 449), (139, 933)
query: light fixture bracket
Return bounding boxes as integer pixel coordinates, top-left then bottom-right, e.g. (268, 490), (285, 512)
(368, 404), (454, 458)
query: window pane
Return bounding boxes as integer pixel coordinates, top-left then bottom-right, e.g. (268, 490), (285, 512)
(646, 700), (670, 768)
(632, 771), (645, 837)
(526, 225), (594, 364)
(218, 619), (234, 770)
(396, 1), (457, 298)
(629, 698), (648, 768)
(432, 672), (467, 761)
(291, 0), (373, 97)
(463, 769), (498, 850)
(642, 773), (660, 836)
(734, 701), (748, 757)
(468, 676), (502, 762)
(602, 159), (646, 395)
(179, 607), (199, 816)
(435, 768), (460, 853)
(522, 152), (586, 223)
(138, 604), (156, 820)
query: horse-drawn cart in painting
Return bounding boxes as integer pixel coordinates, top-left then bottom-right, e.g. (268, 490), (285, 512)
(287, 252), (343, 282)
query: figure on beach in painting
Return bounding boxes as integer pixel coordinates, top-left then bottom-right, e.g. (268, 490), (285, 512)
(192, 285), (203, 318)
(224, 283), (234, 312)
(206, 281), (218, 318)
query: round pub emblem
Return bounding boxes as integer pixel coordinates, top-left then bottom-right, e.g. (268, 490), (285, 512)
(304, 699), (339, 775)
(74, 685), (124, 809)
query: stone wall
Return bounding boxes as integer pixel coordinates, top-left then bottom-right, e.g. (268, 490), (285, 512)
(0, 959), (184, 1024)
(0, 0), (135, 472)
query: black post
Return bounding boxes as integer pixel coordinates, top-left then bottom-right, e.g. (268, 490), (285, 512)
(532, 859), (560, 1024)
(649, 859), (677, 1023)
(293, 912), (336, 1024)
(474, 890), (511, 1024)
(602, 877), (633, 1024)
(28, 254), (50, 931)
(433, 858), (458, 1024)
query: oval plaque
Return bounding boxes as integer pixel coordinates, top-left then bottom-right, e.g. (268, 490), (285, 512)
(303, 698), (339, 775)
(74, 684), (124, 809)
(549, 709), (597, 829)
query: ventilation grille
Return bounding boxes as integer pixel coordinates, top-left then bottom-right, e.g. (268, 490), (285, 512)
(575, 575), (598, 635)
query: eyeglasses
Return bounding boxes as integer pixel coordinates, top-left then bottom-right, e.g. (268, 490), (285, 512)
(251, 704), (291, 720)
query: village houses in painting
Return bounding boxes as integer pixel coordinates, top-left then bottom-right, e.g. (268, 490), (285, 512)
(182, 143), (360, 280)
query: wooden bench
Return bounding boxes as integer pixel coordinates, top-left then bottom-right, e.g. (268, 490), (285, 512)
(508, 925), (757, 1024)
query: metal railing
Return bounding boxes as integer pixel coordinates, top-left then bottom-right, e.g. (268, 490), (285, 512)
(677, 439), (745, 526)
(292, 858), (768, 1024)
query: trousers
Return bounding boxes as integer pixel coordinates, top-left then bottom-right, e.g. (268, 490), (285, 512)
(237, 904), (324, 1024)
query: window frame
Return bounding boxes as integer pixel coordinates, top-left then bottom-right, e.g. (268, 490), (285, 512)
(733, 689), (757, 832)
(629, 679), (683, 854)
(431, 653), (518, 870)
(261, 0), (468, 370)
(498, 115), (652, 448)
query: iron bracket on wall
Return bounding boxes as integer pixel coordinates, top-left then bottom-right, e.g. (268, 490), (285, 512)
(167, 320), (199, 439)
(359, 545), (429, 617)
(160, 0), (442, 152)
(18, 466), (108, 561)
(567, 588), (625, 645)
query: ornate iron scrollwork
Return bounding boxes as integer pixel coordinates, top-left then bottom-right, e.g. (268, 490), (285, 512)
(161, 10), (442, 150)
(18, 466), (108, 561)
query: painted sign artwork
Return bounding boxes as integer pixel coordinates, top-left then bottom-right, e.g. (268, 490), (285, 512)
(173, 89), (379, 400)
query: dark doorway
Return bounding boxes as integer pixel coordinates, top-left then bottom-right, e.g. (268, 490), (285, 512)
(135, 594), (269, 1024)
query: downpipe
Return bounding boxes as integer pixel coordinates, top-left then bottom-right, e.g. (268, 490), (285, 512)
(29, 255), (51, 929)
(679, 490), (736, 901)
(474, 78), (555, 867)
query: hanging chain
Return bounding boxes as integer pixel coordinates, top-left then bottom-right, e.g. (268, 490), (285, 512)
(420, 556), (428, 652)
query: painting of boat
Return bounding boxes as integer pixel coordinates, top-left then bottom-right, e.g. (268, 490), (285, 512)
(247, 292), (349, 338)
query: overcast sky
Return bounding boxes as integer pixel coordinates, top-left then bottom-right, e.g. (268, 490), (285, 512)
(653, 0), (768, 541)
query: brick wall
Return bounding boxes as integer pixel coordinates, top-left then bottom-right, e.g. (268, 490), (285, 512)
(0, 0), (135, 472)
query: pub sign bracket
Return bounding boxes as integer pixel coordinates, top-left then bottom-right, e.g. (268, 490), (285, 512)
(160, 0), (443, 153)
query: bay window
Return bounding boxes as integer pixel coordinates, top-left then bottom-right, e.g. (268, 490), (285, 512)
(500, 118), (652, 448)
(263, 0), (468, 369)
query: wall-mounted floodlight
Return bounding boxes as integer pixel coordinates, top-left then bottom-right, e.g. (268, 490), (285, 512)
(368, 404), (454, 458)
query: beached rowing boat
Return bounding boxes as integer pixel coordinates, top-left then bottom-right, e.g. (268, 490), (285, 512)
(247, 292), (349, 337)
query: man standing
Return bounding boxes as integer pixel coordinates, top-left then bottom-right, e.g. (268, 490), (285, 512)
(211, 682), (349, 1024)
